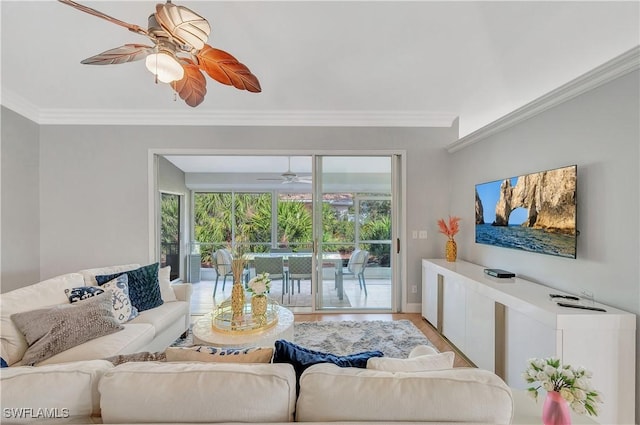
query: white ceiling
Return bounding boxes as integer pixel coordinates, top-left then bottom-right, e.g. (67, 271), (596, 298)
(1, 1), (638, 139)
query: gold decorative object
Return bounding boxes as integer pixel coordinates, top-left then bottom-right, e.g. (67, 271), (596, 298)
(251, 294), (268, 325)
(230, 258), (246, 318)
(445, 239), (457, 262)
(438, 216), (461, 263)
(212, 298), (279, 334)
(58, 0), (261, 107)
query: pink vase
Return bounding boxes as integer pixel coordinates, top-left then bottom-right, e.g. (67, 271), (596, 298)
(542, 391), (572, 425)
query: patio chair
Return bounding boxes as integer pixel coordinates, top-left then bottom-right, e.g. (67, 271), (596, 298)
(212, 249), (233, 297)
(338, 249), (369, 296)
(212, 249), (249, 296)
(287, 255), (313, 293)
(254, 256), (288, 303)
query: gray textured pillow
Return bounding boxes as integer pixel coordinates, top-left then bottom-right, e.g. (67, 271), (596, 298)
(11, 291), (124, 365)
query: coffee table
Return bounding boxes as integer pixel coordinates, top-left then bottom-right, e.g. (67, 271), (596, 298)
(192, 305), (294, 348)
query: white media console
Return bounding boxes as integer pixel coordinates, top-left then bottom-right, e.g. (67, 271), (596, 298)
(422, 259), (636, 425)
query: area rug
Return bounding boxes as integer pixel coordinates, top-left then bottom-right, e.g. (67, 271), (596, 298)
(172, 319), (433, 359)
(293, 320), (433, 358)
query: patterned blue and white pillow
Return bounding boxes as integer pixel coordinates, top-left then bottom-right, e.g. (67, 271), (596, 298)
(164, 346), (274, 363)
(65, 286), (104, 302)
(65, 274), (138, 323)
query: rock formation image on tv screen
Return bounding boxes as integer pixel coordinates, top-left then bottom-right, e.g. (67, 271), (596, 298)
(475, 165), (577, 258)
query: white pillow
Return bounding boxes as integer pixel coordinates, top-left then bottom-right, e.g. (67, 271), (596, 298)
(367, 350), (455, 372)
(409, 344), (438, 358)
(159, 266), (177, 302)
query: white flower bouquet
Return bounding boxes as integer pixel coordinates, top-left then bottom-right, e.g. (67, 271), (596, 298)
(247, 273), (271, 295)
(523, 357), (602, 416)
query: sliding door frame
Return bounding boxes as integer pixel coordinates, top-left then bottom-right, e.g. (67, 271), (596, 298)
(148, 148), (408, 312)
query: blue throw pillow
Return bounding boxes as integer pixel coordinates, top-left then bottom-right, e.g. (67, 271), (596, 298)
(1, 357), (8, 368)
(273, 340), (383, 392)
(96, 263), (163, 312)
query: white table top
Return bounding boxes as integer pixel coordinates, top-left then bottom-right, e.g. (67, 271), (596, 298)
(192, 305), (295, 348)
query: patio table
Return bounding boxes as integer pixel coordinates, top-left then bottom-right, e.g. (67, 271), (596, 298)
(245, 252), (346, 300)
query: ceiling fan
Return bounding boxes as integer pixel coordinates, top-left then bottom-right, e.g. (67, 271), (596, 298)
(58, 0), (261, 107)
(258, 158), (312, 184)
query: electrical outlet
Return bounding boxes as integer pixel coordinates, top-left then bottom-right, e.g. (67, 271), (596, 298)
(411, 285), (417, 293)
(412, 230), (418, 239)
(419, 230), (428, 239)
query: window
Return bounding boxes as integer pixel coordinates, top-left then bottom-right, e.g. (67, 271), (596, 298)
(160, 192), (181, 280)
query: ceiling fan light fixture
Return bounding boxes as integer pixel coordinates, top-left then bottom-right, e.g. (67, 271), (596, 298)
(145, 51), (183, 83)
(59, 0), (261, 107)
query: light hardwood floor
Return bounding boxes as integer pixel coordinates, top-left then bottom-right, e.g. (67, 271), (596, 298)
(189, 279), (473, 367)
(293, 312), (473, 368)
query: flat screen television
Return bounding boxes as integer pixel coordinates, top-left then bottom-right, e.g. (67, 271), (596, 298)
(475, 164), (577, 258)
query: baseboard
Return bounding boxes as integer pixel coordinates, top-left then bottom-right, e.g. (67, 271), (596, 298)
(403, 302), (421, 313)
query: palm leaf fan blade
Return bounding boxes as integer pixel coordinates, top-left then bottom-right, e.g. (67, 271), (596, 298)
(155, 3), (210, 50)
(173, 62), (207, 107)
(197, 45), (261, 92)
(80, 44), (154, 65)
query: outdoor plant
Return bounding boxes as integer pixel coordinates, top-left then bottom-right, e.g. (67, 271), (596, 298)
(523, 357), (603, 416)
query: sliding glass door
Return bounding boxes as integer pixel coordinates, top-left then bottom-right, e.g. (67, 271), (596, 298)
(160, 192), (181, 281)
(313, 156), (396, 311)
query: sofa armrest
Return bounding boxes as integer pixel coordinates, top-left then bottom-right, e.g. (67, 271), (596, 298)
(171, 282), (193, 303)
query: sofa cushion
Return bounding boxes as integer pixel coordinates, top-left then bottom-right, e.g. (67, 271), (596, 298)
(296, 364), (514, 424)
(99, 362), (297, 423)
(11, 291), (124, 366)
(165, 346), (274, 363)
(37, 323), (156, 366)
(159, 266), (177, 302)
(66, 275), (138, 323)
(96, 263), (163, 312)
(0, 273), (86, 366)
(367, 350), (455, 372)
(273, 340), (383, 390)
(78, 264), (140, 286)
(0, 359), (113, 423)
(127, 299), (187, 331)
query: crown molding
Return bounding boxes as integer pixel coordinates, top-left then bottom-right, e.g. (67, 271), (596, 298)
(447, 46), (640, 153)
(1, 90), (41, 123)
(0, 92), (457, 128)
(38, 109), (457, 127)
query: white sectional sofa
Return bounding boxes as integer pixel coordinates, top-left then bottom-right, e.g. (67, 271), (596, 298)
(0, 264), (192, 367)
(1, 359), (514, 424)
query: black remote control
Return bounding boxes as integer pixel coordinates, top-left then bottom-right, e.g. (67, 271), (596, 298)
(549, 294), (580, 301)
(556, 302), (606, 312)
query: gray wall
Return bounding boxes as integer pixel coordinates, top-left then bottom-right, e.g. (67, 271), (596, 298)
(33, 125), (456, 305)
(449, 70), (640, 420)
(1, 108), (40, 292)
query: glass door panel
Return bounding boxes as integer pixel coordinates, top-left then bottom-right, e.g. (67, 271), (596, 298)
(314, 156), (394, 310)
(160, 192), (181, 281)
